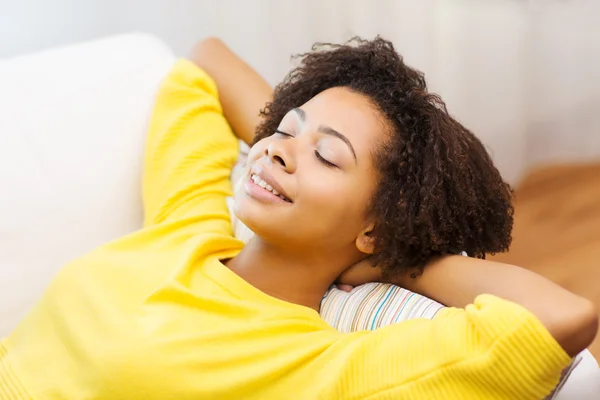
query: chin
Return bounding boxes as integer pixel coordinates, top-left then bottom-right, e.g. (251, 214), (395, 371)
(233, 196), (289, 243)
(233, 195), (269, 234)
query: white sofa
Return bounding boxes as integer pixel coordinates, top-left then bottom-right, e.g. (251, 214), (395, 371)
(0, 33), (598, 399)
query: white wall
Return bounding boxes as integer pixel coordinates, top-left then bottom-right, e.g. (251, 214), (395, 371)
(2, 0), (599, 184)
(526, 0), (600, 166)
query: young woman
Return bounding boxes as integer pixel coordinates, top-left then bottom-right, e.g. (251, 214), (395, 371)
(1, 37), (597, 399)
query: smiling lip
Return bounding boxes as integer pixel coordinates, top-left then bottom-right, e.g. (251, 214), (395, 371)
(248, 164), (292, 202)
(244, 177), (290, 204)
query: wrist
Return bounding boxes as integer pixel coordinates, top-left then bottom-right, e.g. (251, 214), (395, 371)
(395, 255), (450, 293)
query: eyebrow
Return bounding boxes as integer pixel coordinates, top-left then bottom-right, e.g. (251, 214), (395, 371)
(291, 108), (357, 164)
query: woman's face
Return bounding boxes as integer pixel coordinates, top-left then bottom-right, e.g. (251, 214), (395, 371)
(234, 87), (387, 255)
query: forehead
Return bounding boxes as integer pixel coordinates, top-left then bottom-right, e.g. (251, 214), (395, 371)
(299, 87), (387, 158)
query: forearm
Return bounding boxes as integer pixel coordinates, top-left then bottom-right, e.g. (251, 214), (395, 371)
(189, 37), (273, 145)
(402, 255), (598, 357)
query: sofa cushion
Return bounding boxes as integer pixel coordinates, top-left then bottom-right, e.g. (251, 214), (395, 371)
(0, 33), (175, 335)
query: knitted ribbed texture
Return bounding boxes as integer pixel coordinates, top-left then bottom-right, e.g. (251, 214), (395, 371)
(0, 342), (31, 400)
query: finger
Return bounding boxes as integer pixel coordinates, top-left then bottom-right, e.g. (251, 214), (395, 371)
(335, 283), (354, 292)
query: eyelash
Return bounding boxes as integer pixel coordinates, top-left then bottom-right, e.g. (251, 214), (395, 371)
(273, 130), (338, 169)
(274, 129), (293, 137)
(314, 150), (337, 168)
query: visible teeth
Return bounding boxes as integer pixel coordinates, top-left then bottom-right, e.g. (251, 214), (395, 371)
(251, 173), (289, 201)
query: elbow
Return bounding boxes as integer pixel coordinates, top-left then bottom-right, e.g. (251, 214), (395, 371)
(192, 37), (226, 55)
(558, 298), (598, 357)
(190, 37), (228, 69)
(195, 36), (225, 49)
(578, 299), (599, 347)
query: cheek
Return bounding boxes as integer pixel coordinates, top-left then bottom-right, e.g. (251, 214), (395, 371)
(302, 176), (369, 228)
(307, 180), (345, 206)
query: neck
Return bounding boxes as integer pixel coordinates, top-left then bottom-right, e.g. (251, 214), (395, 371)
(225, 237), (352, 311)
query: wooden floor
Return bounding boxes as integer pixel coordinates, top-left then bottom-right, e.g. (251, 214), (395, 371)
(490, 162), (600, 360)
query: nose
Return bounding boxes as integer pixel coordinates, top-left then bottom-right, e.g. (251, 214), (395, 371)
(265, 141), (295, 173)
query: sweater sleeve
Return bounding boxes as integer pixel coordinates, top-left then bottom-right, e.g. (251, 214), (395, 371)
(322, 294), (573, 400)
(142, 59), (239, 228)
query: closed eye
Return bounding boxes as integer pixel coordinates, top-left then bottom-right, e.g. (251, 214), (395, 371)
(275, 129), (336, 168)
(315, 150), (338, 168)
(274, 129), (294, 138)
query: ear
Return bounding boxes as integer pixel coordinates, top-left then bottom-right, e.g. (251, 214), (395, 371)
(355, 223), (376, 254)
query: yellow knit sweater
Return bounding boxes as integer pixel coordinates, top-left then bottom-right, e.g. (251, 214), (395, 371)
(0, 60), (571, 400)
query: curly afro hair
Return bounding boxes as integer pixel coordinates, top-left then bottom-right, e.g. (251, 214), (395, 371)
(254, 37), (514, 278)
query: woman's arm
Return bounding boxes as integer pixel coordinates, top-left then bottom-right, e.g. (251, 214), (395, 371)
(400, 256), (598, 358)
(338, 256), (598, 357)
(189, 37), (273, 145)
(143, 60), (239, 226)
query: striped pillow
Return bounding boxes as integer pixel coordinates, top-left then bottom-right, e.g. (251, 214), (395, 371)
(320, 283), (444, 332)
